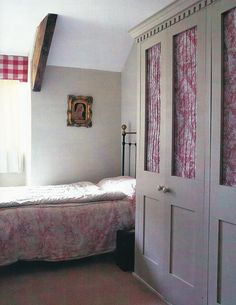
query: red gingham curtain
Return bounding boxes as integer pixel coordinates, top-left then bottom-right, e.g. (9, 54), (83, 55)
(0, 55), (28, 82)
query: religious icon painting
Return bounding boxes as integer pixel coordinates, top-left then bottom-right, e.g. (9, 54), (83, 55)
(67, 95), (93, 127)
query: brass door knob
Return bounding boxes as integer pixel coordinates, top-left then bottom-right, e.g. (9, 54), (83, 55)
(162, 187), (170, 193)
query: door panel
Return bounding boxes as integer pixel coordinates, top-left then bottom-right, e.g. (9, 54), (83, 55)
(170, 205), (195, 286)
(209, 1), (236, 305)
(217, 221), (236, 305)
(143, 196), (165, 264)
(172, 26), (197, 179)
(145, 43), (161, 173)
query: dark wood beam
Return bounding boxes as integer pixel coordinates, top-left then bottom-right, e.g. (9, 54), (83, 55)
(31, 13), (58, 92)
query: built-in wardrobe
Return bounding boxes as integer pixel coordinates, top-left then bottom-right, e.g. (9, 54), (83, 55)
(130, 0), (236, 305)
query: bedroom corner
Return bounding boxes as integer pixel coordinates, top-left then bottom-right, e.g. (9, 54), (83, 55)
(30, 66), (121, 185)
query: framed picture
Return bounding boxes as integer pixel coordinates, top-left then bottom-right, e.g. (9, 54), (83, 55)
(67, 95), (93, 127)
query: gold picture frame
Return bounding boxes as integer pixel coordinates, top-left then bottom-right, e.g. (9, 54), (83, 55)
(67, 95), (93, 127)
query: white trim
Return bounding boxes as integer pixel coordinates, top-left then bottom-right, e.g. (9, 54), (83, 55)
(129, 0), (217, 43)
(132, 272), (172, 305)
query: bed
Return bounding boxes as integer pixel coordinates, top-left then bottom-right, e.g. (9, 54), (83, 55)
(0, 125), (136, 266)
(0, 176), (135, 266)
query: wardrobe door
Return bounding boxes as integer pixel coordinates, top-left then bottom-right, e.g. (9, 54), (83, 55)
(135, 32), (169, 296)
(209, 1), (236, 305)
(163, 10), (207, 305)
(135, 8), (207, 305)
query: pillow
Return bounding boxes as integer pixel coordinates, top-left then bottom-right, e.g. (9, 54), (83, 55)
(97, 176), (136, 198)
(70, 181), (97, 187)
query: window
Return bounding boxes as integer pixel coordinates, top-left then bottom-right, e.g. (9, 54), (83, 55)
(0, 80), (29, 173)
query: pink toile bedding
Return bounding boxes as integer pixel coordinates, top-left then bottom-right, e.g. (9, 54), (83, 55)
(0, 176), (135, 266)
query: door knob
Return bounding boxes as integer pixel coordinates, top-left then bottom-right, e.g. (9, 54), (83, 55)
(157, 185), (163, 191)
(162, 186), (170, 193)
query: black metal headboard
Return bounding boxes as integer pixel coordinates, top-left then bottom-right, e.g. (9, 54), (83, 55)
(121, 124), (137, 177)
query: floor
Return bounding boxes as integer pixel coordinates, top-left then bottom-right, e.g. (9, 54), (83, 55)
(0, 254), (167, 305)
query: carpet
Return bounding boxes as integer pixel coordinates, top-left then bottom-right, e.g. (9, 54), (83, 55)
(0, 254), (166, 305)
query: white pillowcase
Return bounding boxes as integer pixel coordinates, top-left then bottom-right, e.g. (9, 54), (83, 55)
(97, 176), (136, 198)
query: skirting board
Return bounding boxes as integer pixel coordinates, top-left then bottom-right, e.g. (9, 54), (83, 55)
(132, 272), (172, 305)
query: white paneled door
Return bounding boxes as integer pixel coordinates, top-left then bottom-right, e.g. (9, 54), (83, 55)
(209, 1), (236, 305)
(135, 9), (207, 305)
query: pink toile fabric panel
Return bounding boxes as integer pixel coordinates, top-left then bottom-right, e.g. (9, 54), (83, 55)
(0, 199), (135, 266)
(0, 55), (28, 82)
(173, 27), (197, 179)
(222, 8), (236, 187)
(146, 43), (161, 173)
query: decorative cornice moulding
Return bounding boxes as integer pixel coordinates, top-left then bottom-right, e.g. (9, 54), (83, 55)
(129, 0), (217, 43)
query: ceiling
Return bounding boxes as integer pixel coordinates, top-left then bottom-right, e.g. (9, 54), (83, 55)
(0, 0), (176, 72)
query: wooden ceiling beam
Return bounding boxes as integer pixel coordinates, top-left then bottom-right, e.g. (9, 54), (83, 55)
(31, 13), (58, 92)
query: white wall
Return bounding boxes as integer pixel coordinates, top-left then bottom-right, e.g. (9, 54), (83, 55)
(30, 66), (121, 185)
(121, 44), (137, 131)
(121, 44), (137, 176)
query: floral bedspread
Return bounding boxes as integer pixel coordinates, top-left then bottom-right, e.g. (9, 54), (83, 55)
(0, 198), (135, 266)
(0, 176), (136, 266)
